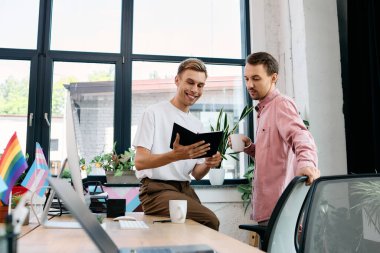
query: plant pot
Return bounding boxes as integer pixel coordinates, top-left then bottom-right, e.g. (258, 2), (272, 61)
(0, 206), (8, 223)
(0, 206), (30, 225)
(209, 168), (225, 185)
(105, 171), (140, 184)
(12, 208), (30, 226)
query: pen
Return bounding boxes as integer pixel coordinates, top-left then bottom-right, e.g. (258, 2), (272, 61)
(153, 219), (171, 223)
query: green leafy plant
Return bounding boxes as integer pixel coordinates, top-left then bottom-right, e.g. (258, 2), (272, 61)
(210, 105), (253, 168)
(61, 167), (72, 179)
(237, 160), (255, 214)
(95, 214), (105, 224)
(303, 120), (310, 129)
(87, 143), (135, 177)
(11, 194), (23, 209)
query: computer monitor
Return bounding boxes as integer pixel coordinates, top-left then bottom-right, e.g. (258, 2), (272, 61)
(65, 91), (85, 202)
(40, 92), (85, 228)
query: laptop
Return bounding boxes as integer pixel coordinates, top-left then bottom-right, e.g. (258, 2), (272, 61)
(48, 177), (216, 253)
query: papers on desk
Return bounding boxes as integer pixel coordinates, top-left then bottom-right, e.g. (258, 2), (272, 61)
(119, 220), (149, 229)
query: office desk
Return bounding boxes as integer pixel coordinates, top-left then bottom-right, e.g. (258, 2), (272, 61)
(19, 222), (40, 238)
(18, 213), (263, 253)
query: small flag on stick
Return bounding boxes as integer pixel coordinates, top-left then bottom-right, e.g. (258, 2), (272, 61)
(22, 143), (50, 196)
(0, 177), (7, 194)
(0, 132), (28, 205)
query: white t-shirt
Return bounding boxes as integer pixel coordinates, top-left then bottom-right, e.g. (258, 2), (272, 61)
(132, 101), (205, 181)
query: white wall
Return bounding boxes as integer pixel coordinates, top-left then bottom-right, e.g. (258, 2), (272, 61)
(303, 0), (347, 175)
(249, 0), (347, 176)
(195, 187), (252, 243)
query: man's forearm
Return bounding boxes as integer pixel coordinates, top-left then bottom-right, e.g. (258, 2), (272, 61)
(192, 163), (211, 180)
(135, 150), (176, 170)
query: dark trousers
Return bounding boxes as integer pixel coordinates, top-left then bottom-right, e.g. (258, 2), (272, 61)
(139, 178), (220, 231)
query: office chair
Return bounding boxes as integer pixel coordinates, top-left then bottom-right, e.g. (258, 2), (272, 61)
(239, 176), (310, 252)
(295, 174), (380, 253)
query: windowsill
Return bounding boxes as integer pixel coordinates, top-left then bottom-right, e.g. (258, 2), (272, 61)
(86, 176), (246, 203)
(191, 179), (248, 186)
(86, 176), (248, 188)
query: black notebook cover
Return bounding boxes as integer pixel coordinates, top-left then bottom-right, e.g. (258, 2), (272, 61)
(169, 123), (223, 158)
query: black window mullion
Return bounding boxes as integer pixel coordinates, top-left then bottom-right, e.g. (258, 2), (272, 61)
(241, 0), (251, 57)
(25, 54), (39, 167)
(35, 0), (53, 162)
(0, 48), (36, 59)
(39, 57), (53, 159)
(49, 50), (121, 63)
(114, 0), (134, 154)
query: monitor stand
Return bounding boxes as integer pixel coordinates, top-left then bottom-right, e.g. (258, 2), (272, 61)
(40, 188), (81, 229)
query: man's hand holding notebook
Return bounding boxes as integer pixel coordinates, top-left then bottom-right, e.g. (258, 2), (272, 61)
(169, 123), (223, 158)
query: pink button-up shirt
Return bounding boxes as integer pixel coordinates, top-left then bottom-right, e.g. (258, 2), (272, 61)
(244, 88), (318, 222)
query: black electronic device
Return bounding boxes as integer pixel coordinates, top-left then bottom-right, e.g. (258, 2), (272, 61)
(106, 199), (126, 218)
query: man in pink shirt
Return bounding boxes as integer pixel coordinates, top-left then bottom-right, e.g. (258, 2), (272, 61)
(240, 52), (320, 225)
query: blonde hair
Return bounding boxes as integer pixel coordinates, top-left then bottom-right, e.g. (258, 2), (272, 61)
(177, 58), (208, 78)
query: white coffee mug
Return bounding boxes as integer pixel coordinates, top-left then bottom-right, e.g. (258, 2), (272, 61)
(169, 200), (187, 224)
(230, 133), (245, 152)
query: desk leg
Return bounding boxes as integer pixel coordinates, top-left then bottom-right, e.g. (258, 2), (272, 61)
(249, 232), (260, 247)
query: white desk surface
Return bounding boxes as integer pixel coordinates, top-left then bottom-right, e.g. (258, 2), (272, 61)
(18, 212), (264, 253)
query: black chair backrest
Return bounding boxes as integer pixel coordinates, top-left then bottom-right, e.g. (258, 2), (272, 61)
(296, 173), (380, 253)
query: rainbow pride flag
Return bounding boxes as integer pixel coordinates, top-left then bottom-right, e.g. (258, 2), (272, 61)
(0, 132), (28, 205)
(0, 177), (7, 194)
(22, 142), (50, 197)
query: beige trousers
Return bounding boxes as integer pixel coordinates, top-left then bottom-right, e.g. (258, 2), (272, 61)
(139, 178), (219, 231)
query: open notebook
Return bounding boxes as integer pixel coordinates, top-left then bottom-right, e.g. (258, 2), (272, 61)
(48, 177), (216, 253)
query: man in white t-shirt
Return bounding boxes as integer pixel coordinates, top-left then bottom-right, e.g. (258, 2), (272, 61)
(133, 58), (222, 230)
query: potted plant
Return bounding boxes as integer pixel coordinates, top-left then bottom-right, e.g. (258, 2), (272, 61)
(87, 143), (138, 184)
(237, 160), (255, 214)
(208, 105), (254, 185)
(11, 193), (30, 225)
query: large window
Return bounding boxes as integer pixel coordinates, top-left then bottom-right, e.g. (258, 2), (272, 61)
(50, 0), (121, 53)
(0, 0), (251, 181)
(133, 0), (243, 58)
(0, 0), (39, 49)
(50, 62), (115, 171)
(0, 60), (30, 152)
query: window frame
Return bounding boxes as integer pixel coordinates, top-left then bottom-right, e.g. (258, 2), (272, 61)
(0, 0), (252, 184)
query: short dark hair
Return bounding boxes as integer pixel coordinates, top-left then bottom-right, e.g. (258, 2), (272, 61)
(246, 52), (279, 75)
(177, 58), (208, 78)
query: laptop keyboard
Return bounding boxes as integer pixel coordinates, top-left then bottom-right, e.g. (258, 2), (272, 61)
(119, 220), (149, 229)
